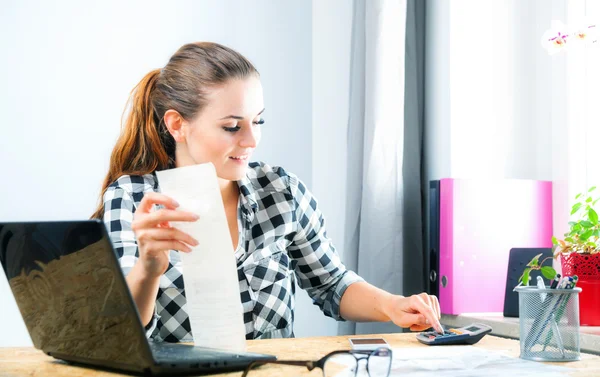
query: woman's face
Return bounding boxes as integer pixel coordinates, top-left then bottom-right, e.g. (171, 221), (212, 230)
(177, 76), (264, 182)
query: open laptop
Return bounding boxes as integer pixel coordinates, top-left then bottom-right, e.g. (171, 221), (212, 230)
(0, 219), (276, 375)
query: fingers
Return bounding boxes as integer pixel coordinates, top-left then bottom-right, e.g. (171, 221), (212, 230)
(142, 240), (194, 254)
(136, 227), (199, 250)
(421, 293), (441, 320)
(410, 322), (432, 332)
(133, 208), (199, 229)
(401, 313), (429, 330)
(401, 314), (435, 332)
(132, 193), (201, 260)
(412, 294), (444, 333)
(137, 192), (180, 214)
(431, 294), (441, 320)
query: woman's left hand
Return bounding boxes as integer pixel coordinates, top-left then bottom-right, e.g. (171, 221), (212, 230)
(382, 293), (443, 333)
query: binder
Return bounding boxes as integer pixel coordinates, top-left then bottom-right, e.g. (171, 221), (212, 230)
(428, 178), (553, 315)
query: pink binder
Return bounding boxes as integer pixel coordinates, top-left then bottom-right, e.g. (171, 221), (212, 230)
(438, 178), (553, 314)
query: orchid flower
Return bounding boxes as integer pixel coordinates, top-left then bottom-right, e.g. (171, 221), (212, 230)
(541, 21), (570, 55)
(570, 19), (598, 46)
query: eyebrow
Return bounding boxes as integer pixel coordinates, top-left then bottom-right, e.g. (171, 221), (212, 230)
(220, 108), (265, 120)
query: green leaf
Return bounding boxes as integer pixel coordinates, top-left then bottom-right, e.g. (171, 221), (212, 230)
(572, 203), (583, 215)
(594, 229), (600, 238)
(581, 221), (593, 228)
(565, 236), (575, 243)
(593, 198), (600, 206)
(580, 229), (594, 241)
(587, 197), (593, 203)
(590, 208), (598, 223)
(521, 268), (531, 286)
(552, 236), (558, 245)
(589, 186), (597, 192)
(527, 253), (543, 267)
(541, 266), (557, 280)
(576, 193), (582, 199)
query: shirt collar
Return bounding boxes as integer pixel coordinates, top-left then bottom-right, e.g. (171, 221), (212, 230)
(236, 170), (258, 222)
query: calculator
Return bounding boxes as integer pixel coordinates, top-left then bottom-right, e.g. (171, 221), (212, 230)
(416, 323), (492, 345)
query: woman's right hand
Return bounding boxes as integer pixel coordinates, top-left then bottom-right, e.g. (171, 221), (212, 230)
(131, 192), (199, 278)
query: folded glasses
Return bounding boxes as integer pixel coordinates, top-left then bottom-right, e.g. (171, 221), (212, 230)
(242, 346), (392, 377)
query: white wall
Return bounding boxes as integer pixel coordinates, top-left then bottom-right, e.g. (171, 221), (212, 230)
(0, 0), (313, 347)
(305, 0), (354, 337)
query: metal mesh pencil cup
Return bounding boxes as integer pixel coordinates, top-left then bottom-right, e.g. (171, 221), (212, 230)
(515, 286), (582, 361)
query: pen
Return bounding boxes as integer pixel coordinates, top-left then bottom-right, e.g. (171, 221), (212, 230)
(526, 276), (570, 352)
(541, 275), (579, 353)
(550, 274), (561, 289)
(537, 276), (547, 302)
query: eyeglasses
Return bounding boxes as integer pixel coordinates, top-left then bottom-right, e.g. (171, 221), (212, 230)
(242, 347), (392, 377)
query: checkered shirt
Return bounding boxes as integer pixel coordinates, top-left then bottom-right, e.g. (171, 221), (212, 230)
(102, 162), (363, 342)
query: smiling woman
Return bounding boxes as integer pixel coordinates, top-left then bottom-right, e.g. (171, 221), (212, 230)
(91, 41), (443, 344)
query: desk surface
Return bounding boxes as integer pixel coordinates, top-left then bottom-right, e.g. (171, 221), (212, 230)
(2, 333), (600, 377)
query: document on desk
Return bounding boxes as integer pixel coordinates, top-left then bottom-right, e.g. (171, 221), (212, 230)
(387, 346), (570, 377)
(156, 163), (246, 352)
(334, 346), (571, 377)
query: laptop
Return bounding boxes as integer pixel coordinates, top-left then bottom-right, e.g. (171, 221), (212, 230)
(0, 219), (276, 375)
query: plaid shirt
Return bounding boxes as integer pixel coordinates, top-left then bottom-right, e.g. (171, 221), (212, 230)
(102, 162), (363, 342)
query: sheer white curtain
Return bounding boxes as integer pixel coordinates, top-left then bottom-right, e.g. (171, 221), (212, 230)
(553, 0), (600, 237)
(342, 0), (408, 335)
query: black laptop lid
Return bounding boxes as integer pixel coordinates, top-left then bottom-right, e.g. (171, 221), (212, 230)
(503, 247), (553, 317)
(0, 220), (154, 368)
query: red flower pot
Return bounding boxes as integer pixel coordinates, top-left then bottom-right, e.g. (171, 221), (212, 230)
(560, 253), (600, 326)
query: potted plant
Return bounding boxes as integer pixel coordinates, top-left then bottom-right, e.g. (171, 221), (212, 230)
(552, 186), (600, 326)
(518, 186), (600, 325)
(553, 186), (600, 261)
(519, 186), (600, 283)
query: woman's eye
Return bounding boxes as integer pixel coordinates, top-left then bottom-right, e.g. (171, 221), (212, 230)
(253, 119), (265, 125)
(223, 125), (241, 132)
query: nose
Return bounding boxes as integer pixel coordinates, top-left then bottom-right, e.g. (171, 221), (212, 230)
(239, 124), (259, 148)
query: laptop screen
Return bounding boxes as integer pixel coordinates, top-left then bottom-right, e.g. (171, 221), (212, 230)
(0, 220), (152, 368)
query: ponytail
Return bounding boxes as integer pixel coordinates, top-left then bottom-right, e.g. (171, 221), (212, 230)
(91, 69), (171, 219)
(92, 42), (259, 220)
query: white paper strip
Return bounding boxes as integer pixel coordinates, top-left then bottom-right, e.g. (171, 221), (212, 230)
(156, 163), (246, 352)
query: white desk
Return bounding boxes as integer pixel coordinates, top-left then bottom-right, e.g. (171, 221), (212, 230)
(442, 313), (600, 355)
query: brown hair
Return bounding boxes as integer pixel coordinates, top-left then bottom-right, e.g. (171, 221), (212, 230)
(91, 42), (259, 219)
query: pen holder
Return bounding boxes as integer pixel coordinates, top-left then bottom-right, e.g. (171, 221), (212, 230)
(515, 286), (582, 362)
